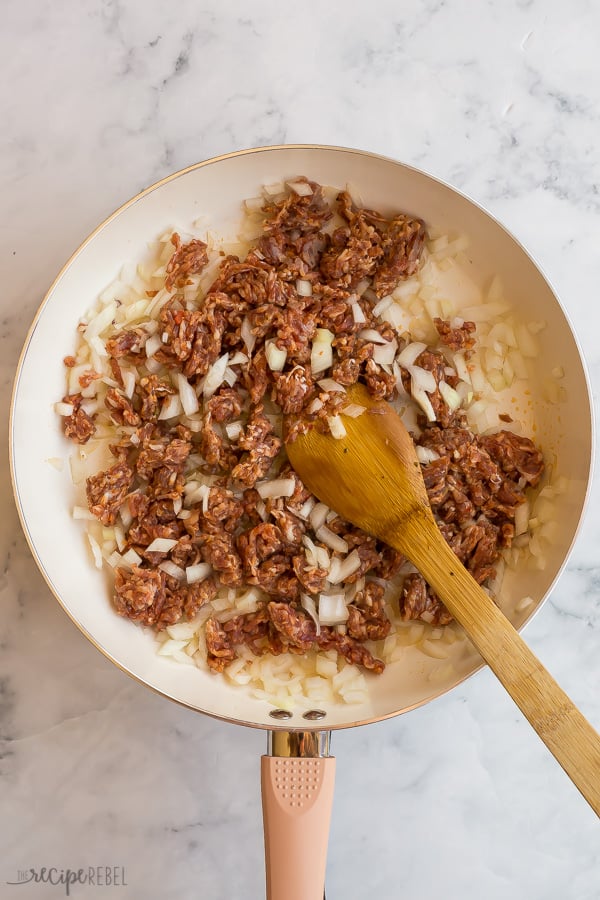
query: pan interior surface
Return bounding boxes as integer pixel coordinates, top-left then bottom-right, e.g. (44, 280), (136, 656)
(11, 145), (593, 730)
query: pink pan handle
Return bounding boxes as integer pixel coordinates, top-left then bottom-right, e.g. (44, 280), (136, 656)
(261, 733), (335, 900)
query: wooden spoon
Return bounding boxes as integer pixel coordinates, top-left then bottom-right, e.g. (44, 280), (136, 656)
(286, 382), (600, 816)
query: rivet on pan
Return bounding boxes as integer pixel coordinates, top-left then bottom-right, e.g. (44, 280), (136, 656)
(269, 708), (293, 720)
(302, 709), (327, 721)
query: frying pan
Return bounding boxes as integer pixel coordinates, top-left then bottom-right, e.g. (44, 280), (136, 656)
(10, 146), (594, 899)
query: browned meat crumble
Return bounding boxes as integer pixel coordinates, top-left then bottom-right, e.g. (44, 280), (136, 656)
(60, 178), (544, 676)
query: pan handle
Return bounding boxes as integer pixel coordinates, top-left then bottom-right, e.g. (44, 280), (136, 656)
(261, 731), (335, 900)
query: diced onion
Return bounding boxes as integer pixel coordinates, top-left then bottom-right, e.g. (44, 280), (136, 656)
(307, 398), (323, 413)
(203, 353), (229, 399)
(301, 594), (321, 635)
(296, 279), (313, 297)
(317, 378), (345, 393)
(186, 562), (212, 584)
(241, 316), (256, 353)
(327, 415), (347, 439)
(228, 351), (249, 366)
(159, 560), (186, 581)
(341, 404), (366, 419)
(223, 366), (238, 387)
(87, 533), (103, 569)
(265, 340), (288, 372)
(311, 329), (334, 375)
(318, 593), (348, 625)
(351, 302), (366, 324)
(316, 525), (348, 554)
(309, 503), (329, 532)
(177, 373), (199, 416)
(145, 334), (162, 358)
(357, 328), (388, 345)
(327, 550), (361, 584)
(407, 365), (437, 394)
(397, 342), (427, 367)
(514, 499), (530, 536)
(73, 505), (96, 520)
(416, 446), (440, 464)
(256, 478), (296, 500)
(412, 387), (437, 422)
(287, 180), (313, 196)
(373, 338), (398, 366)
(56, 401), (76, 417)
(439, 380), (461, 411)
(158, 393), (183, 420)
(225, 421), (243, 441)
(122, 548), (142, 566)
(146, 538), (178, 553)
(372, 296), (393, 317)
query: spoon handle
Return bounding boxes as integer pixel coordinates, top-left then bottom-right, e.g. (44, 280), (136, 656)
(395, 517), (600, 816)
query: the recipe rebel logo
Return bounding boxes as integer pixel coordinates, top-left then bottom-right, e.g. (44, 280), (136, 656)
(6, 867), (128, 895)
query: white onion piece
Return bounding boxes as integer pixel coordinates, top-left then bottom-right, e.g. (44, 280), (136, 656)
(315, 545), (330, 571)
(223, 367), (238, 387)
(176, 373), (199, 416)
(263, 181), (285, 196)
(372, 296), (393, 317)
(121, 370), (136, 399)
(265, 340), (288, 372)
(55, 401), (75, 416)
(397, 341), (427, 367)
(452, 351), (471, 384)
(186, 562), (212, 584)
(173, 497), (182, 516)
(240, 316), (256, 353)
(145, 357), (162, 374)
(341, 404), (366, 419)
(407, 365), (437, 394)
(145, 334), (162, 358)
(146, 537), (178, 553)
(416, 446), (440, 464)
(73, 505), (96, 520)
(357, 328), (388, 345)
(316, 525), (348, 554)
(307, 398), (323, 413)
(330, 551), (361, 583)
(310, 503), (330, 532)
(373, 338), (398, 366)
(296, 279), (313, 297)
(228, 351), (249, 366)
(225, 421), (243, 441)
(123, 548), (142, 566)
(203, 353), (229, 399)
(514, 499), (530, 536)
(301, 594), (321, 635)
(351, 302), (366, 324)
(412, 387), (437, 422)
(87, 533), (103, 569)
(287, 180), (313, 196)
(327, 415), (347, 439)
(439, 380), (461, 411)
(158, 393), (183, 420)
(310, 330), (334, 375)
(256, 478), (296, 500)
(318, 593), (348, 625)
(114, 525), (126, 553)
(296, 497), (316, 520)
(89, 335), (108, 358)
(159, 560), (186, 581)
(317, 378), (346, 393)
(84, 301), (117, 339)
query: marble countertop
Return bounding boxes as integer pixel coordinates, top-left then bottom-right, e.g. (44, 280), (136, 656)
(2, 1), (599, 898)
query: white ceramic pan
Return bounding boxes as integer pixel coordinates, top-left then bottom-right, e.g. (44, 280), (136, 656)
(10, 146), (594, 899)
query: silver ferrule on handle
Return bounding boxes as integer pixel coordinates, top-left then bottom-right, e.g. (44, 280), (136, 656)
(267, 730), (331, 758)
